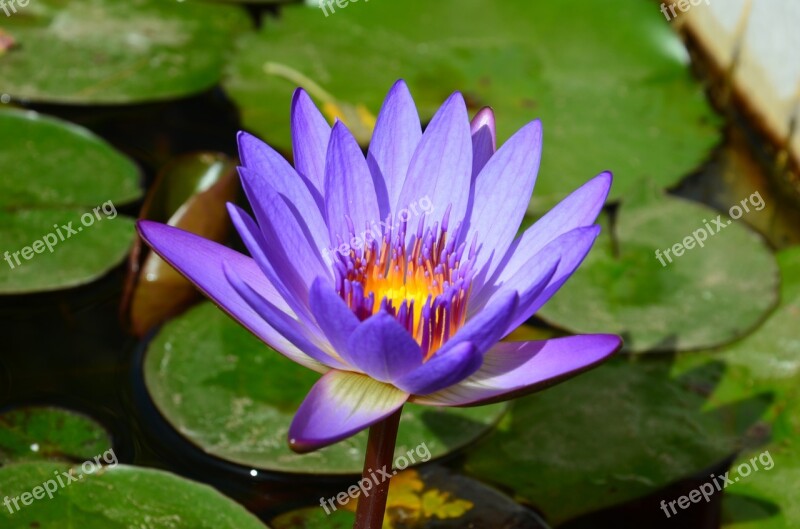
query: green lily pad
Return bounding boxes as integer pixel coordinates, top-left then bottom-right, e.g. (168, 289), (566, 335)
(665, 247), (800, 528)
(223, 0), (720, 210)
(143, 301), (508, 474)
(463, 357), (760, 525)
(0, 110), (140, 294)
(722, 389), (800, 529)
(0, 462), (270, 529)
(0, 0), (251, 104)
(538, 186), (779, 352)
(671, 246), (800, 421)
(0, 406), (112, 466)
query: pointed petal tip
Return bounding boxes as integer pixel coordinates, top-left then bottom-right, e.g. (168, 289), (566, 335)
(595, 170), (613, 187)
(471, 106), (495, 126)
(593, 332), (624, 351)
(330, 118), (348, 134)
(444, 90), (467, 109)
(586, 171), (614, 200)
(291, 86), (311, 107)
(389, 78), (410, 92)
(136, 219), (179, 247)
(236, 130), (266, 167)
(518, 118), (543, 143)
(470, 107), (497, 148)
(135, 218), (154, 235)
(290, 88), (318, 122)
(287, 436), (316, 454)
(310, 275), (328, 293)
(380, 79), (417, 116)
(413, 332), (623, 407)
(224, 201), (242, 223)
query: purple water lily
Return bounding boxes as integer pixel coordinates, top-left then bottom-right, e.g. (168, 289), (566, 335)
(138, 80), (621, 454)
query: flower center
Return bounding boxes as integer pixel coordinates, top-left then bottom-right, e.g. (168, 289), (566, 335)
(330, 207), (476, 358)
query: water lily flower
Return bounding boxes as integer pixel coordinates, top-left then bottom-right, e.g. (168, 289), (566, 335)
(138, 80), (621, 454)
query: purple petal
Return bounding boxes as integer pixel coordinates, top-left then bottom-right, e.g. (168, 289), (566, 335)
(227, 203), (317, 326)
(394, 342), (482, 395)
(445, 290), (519, 355)
(469, 245), (560, 315)
(346, 311), (423, 383)
(308, 277), (360, 362)
(367, 79), (422, 217)
(236, 131), (328, 250)
(325, 121), (381, 246)
(136, 221), (327, 373)
(237, 173), (332, 297)
(465, 120), (543, 280)
(223, 263), (348, 370)
(478, 171), (611, 296)
(504, 225), (601, 334)
(288, 371), (408, 453)
(395, 92), (472, 233)
(413, 334), (621, 406)
(470, 107), (496, 179)
(291, 88), (331, 194)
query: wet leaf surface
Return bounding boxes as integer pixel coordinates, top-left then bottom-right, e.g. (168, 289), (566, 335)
(0, 110), (140, 294)
(143, 302), (508, 474)
(224, 0), (721, 211)
(538, 185), (779, 352)
(0, 406), (111, 466)
(463, 356), (761, 525)
(0, 462), (271, 528)
(0, 0), (251, 104)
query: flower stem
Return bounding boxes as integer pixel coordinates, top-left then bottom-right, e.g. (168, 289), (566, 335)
(353, 407), (403, 529)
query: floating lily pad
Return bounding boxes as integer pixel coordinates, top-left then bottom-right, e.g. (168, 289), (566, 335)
(671, 246), (800, 421)
(538, 187), (779, 352)
(0, 110), (140, 294)
(272, 466), (550, 529)
(223, 0), (720, 210)
(143, 302), (508, 474)
(0, 462), (270, 529)
(0, 0), (251, 104)
(463, 357), (763, 525)
(663, 247), (800, 527)
(722, 390), (800, 529)
(0, 406), (112, 466)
